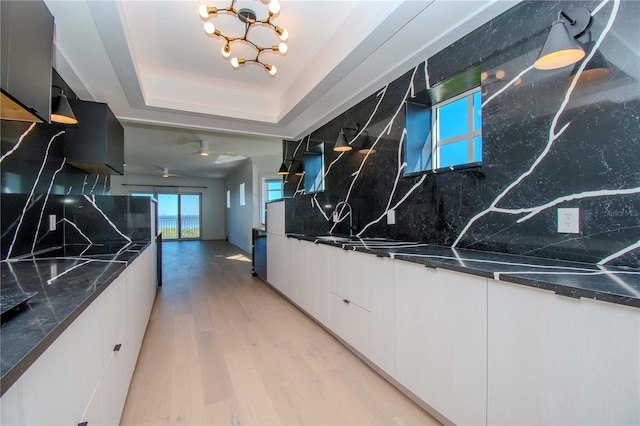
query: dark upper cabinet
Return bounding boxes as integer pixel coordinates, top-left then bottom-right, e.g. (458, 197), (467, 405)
(65, 100), (124, 175)
(1, 0), (54, 123)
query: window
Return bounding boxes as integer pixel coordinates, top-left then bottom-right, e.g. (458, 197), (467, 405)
(261, 178), (283, 223)
(433, 88), (482, 169)
(239, 183), (245, 206)
(404, 66), (482, 175)
(226, 190), (230, 208)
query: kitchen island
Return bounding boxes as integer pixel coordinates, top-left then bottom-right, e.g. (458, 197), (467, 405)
(0, 240), (156, 425)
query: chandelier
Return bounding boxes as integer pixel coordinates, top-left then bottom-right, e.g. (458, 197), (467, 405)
(199, 0), (288, 75)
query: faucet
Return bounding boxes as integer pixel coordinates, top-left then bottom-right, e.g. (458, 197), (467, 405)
(333, 201), (353, 236)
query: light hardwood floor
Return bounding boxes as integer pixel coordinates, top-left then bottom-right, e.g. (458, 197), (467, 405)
(120, 241), (439, 425)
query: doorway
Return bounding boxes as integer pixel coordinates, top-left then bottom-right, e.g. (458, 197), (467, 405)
(157, 193), (201, 240)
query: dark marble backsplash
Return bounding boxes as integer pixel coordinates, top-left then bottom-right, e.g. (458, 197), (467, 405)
(283, 0), (640, 268)
(1, 119), (148, 259)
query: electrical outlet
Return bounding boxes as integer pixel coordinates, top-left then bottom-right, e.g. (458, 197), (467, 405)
(332, 211), (339, 223)
(557, 208), (579, 233)
(48, 215), (57, 231)
(387, 209), (396, 225)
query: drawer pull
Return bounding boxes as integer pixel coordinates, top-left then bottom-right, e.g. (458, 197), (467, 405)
(113, 343), (122, 352)
(342, 299), (350, 304)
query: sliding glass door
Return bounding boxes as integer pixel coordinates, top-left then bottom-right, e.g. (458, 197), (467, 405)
(156, 193), (201, 240)
(180, 194), (200, 239)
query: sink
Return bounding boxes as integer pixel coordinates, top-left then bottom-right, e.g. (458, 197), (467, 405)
(314, 235), (353, 243)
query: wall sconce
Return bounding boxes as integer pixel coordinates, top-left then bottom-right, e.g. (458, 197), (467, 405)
(334, 123), (360, 152)
(534, 7), (591, 71)
(358, 132), (376, 154)
(51, 85), (78, 125)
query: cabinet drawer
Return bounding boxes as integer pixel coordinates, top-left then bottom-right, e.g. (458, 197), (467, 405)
(328, 250), (372, 311)
(328, 292), (371, 357)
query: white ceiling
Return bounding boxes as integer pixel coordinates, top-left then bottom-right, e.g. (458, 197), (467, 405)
(44, 0), (518, 179)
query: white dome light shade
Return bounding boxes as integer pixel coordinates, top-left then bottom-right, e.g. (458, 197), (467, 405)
(204, 22), (215, 34)
(269, 0), (280, 14)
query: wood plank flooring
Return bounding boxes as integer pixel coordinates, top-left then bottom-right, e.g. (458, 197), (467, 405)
(120, 241), (439, 425)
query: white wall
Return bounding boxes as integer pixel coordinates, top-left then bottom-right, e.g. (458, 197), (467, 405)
(225, 159), (253, 253)
(110, 174), (226, 240)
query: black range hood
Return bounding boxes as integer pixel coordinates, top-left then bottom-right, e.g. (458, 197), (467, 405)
(64, 99), (124, 175)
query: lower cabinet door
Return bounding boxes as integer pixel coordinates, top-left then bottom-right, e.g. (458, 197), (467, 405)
(328, 292), (371, 357)
(487, 280), (640, 425)
(100, 341), (130, 426)
(267, 235), (287, 293)
(20, 298), (101, 425)
(394, 262), (488, 425)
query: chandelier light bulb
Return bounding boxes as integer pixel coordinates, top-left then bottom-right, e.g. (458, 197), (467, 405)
(269, 0), (280, 14)
(231, 57), (240, 68)
(204, 22), (215, 35)
(267, 64), (277, 75)
(221, 44), (231, 58)
(276, 27), (288, 41)
(198, 5), (209, 18)
(278, 42), (288, 54)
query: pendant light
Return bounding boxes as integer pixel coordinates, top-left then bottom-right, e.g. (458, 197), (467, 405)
(294, 161), (304, 176)
(534, 7), (591, 71)
(51, 85), (78, 125)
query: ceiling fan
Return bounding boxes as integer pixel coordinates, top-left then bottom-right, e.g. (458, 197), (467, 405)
(188, 140), (236, 157)
(157, 167), (186, 178)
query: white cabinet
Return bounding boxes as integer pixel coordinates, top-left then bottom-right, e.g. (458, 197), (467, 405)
(306, 243), (331, 326)
(266, 200), (285, 236)
(287, 238), (310, 308)
(1, 376), (23, 425)
(267, 234), (288, 294)
(1, 246), (156, 426)
(394, 262), (488, 425)
(20, 278), (103, 425)
(327, 248), (395, 374)
(329, 291), (372, 356)
(487, 279), (640, 425)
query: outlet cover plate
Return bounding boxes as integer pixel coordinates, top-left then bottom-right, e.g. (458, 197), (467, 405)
(557, 208), (579, 233)
(387, 209), (396, 225)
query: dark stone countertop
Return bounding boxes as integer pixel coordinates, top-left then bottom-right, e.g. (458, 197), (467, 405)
(0, 241), (151, 396)
(287, 234), (640, 309)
